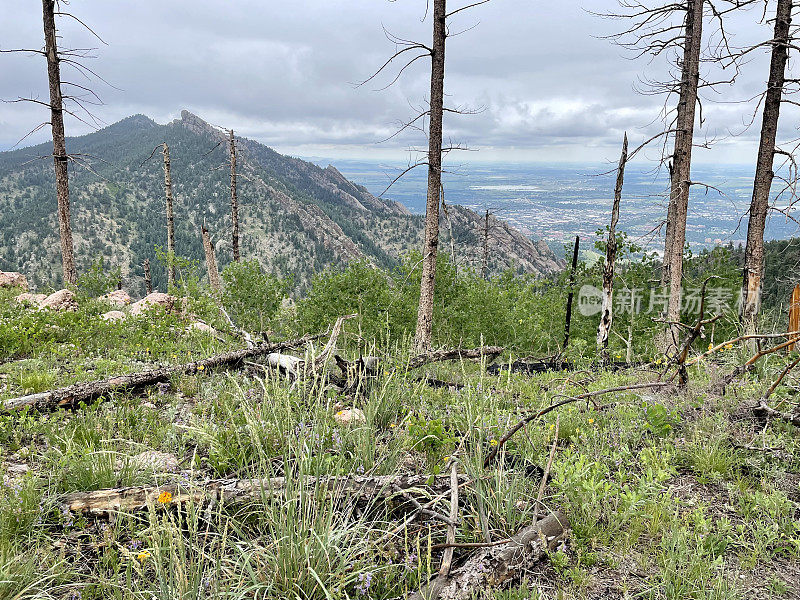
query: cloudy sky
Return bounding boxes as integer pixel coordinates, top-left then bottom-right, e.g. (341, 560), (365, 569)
(0, 1), (792, 164)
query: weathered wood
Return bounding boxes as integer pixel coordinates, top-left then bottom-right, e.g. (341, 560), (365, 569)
(789, 285), (800, 351)
(2, 334), (318, 413)
(59, 473), (470, 516)
(741, 0), (793, 340)
(661, 0), (704, 352)
(42, 0), (77, 284)
(201, 225), (221, 292)
(162, 143), (177, 288)
(414, 0), (447, 351)
(407, 346), (503, 371)
(143, 258), (152, 295)
(597, 133), (628, 356)
(410, 510), (569, 600)
(563, 235), (580, 352)
(229, 128), (240, 262)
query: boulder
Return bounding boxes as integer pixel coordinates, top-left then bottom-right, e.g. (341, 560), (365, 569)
(333, 407), (366, 427)
(40, 289), (78, 312)
(15, 292), (46, 306)
(129, 292), (176, 316)
(188, 321), (216, 335)
(129, 451), (180, 473)
(100, 310), (126, 322)
(101, 289), (131, 307)
(0, 271), (28, 289)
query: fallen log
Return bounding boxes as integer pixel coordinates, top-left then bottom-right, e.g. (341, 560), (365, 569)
(410, 510), (569, 600)
(2, 333), (320, 413)
(407, 346), (503, 371)
(59, 473), (470, 516)
(487, 357), (571, 376)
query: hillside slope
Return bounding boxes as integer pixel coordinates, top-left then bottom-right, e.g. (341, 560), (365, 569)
(0, 111), (563, 291)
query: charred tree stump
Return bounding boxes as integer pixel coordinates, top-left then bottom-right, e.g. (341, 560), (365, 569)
(410, 510), (570, 600)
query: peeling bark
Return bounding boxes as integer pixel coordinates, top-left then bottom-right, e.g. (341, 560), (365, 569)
(415, 0), (446, 351)
(229, 129), (240, 262)
(143, 258), (152, 295)
(59, 473), (468, 516)
(410, 511), (570, 600)
(741, 0), (792, 341)
(661, 0), (704, 352)
(201, 226), (221, 292)
(162, 143), (176, 288)
(597, 134), (628, 356)
(42, 0), (77, 285)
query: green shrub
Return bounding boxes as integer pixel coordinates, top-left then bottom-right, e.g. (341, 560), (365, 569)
(221, 259), (288, 334)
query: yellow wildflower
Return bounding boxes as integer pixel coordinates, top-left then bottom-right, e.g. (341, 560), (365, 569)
(197, 365), (205, 371)
(389, 423), (396, 429)
(489, 439), (499, 446)
(136, 550), (150, 562)
(588, 418), (594, 424)
(725, 343), (734, 350)
(442, 456), (450, 462)
(157, 491), (172, 504)
(708, 343), (713, 351)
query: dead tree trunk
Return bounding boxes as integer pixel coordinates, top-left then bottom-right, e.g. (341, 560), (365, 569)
(410, 511), (570, 600)
(2, 334), (319, 413)
(229, 129), (240, 262)
(143, 259), (152, 294)
(42, 0), (77, 285)
(162, 143), (177, 288)
(741, 0), (793, 340)
(201, 225), (221, 292)
(789, 284), (800, 350)
(661, 0), (704, 351)
(414, 0), (447, 352)
(481, 210), (490, 280)
(60, 473), (468, 516)
(597, 134), (628, 356)
(563, 235), (580, 353)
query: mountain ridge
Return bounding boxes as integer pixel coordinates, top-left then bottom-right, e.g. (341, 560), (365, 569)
(0, 111), (563, 292)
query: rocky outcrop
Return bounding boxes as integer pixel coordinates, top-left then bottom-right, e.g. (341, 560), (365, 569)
(40, 289), (78, 312)
(101, 310), (126, 322)
(0, 271), (28, 289)
(102, 290), (131, 307)
(333, 407), (366, 426)
(15, 292), (46, 306)
(129, 292), (177, 316)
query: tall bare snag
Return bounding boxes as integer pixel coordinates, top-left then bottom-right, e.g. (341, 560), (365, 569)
(42, 0), (77, 284)
(597, 133), (628, 355)
(741, 0), (794, 337)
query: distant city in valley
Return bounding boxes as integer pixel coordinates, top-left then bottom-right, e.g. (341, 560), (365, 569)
(319, 159), (800, 254)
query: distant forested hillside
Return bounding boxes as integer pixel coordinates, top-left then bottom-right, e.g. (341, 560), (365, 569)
(0, 111), (563, 292)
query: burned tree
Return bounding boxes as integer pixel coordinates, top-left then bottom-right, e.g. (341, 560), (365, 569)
(141, 143), (177, 288)
(42, 0), (76, 284)
(741, 0), (794, 337)
(2, 2), (109, 285)
(597, 134), (628, 355)
(601, 0), (754, 350)
(162, 144), (177, 288)
(661, 0), (704, 350)
(229, 129), (240, 262)
(414, 0), (448, 351)
(201, 225), (221, 293)
(482, 210), (490, 280)
(363, 0), (490, 351)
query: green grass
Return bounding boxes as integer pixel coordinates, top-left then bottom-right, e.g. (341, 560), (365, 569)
(0, 289), (798, 599)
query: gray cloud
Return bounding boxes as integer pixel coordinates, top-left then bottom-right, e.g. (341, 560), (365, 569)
(0, 0), (794, 163)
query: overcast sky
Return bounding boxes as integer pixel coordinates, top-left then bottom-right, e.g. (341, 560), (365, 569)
(0, 1), (793, 164)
